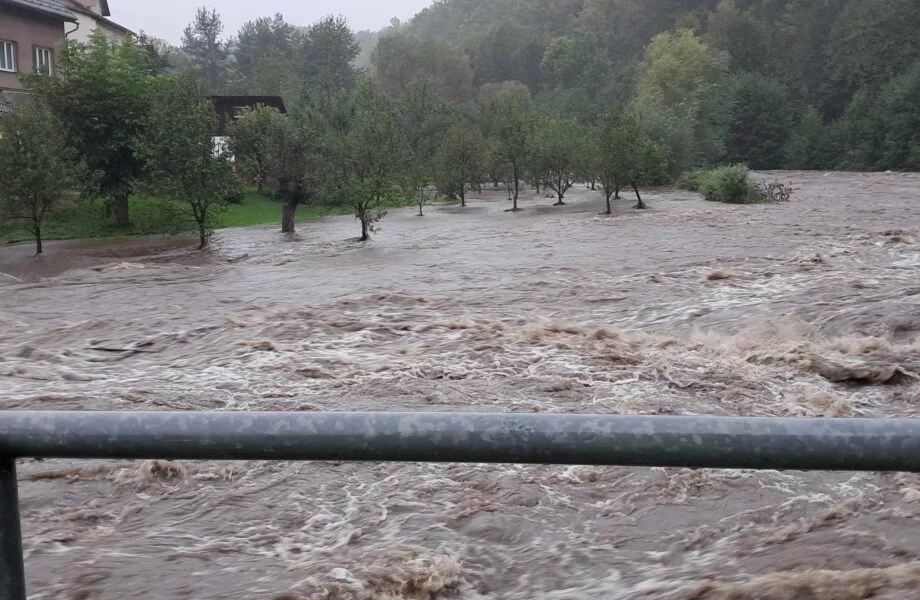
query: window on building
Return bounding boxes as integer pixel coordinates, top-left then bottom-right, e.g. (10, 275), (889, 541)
(33, 46), (53, 75)
(0, 41), (16, 73)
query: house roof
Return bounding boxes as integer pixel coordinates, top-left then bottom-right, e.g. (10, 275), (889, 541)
(95, 14), (132, 35)
(66, 0), (133, 34)
(208, 96), (288, 136)
(69, 0), (109, 16)
(209, 96), (288, 112)
(1, 0), (77, 21)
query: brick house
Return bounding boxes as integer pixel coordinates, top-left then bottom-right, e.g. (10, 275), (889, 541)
(0, 0), (76, 98)
(0, 0), (130, 113)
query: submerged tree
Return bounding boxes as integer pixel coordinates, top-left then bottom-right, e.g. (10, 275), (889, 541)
(270, 111), (319, 234)
(336, 76), (404, 241)
(480, 81), (534, 210)
(592, 109), (631, 214)
(592, 108), (667, 210)
(137, 78), (239, 249)
(0, 101), (80, 255)
(527, 114), (587, 206)
(437, 125), (485, 207)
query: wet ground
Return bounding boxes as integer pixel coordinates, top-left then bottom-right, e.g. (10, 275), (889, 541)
(2, 172), (920, 599)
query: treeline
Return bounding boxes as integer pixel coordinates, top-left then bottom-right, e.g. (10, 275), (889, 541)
(403, 0), (920, 172)
(5, 1), (919, 253)
(160, 0), (920, 173)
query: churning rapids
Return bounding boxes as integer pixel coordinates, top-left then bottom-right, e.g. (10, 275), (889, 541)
(2, 172), (920, 599)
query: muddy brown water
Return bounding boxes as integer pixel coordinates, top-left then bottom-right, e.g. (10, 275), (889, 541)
(2, 172), (920, 599)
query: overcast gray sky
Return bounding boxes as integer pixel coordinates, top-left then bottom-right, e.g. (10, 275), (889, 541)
(112, 1), (434, 43)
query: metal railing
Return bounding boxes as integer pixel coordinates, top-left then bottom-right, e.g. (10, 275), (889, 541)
(3, 410), (920, 600)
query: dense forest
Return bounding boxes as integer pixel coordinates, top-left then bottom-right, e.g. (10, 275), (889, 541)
(158, 0), (920, 173)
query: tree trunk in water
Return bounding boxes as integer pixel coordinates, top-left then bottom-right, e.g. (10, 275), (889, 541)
(281, 197), (297, 233)
(634, 184), (646, 209)
(198, 223), (208, 250)
(615, 187), (620, 200)
(591, 179), (596, 191)
(554, 184), (566, 206)
(113, 193), (130, 227)
(360, 216), (369, 242)
(279, 178), (297, 233)
(460, 186), (466, 207)
(605, 195), (612, 215)
(34, 225), (42, 255)
(513, 165), (520, 204)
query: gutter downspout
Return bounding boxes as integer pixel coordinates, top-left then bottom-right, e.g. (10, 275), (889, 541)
(65, 20), (81, 39)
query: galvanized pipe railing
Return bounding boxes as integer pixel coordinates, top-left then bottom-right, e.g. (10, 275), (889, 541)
(3, 411), (920, 600)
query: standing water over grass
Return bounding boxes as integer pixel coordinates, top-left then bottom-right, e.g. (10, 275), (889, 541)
(2, 173), (920, 599)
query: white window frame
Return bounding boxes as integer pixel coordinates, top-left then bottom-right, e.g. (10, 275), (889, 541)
(33, 46), (53, 75)
(0, 40), (16, 73)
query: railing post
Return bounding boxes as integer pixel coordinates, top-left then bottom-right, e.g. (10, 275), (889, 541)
(0, 457), (25, 600)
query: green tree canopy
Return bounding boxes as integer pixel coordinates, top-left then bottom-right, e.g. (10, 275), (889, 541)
(479, 81), (534, 208)
(828, 0), (920, 95)
(329, 76), (406, 241)
(373, 32), (473, 102)
(182, 6), (231, 93)
(592, 108), (667, 211)
(301, 15), (360, 93)
(0, 101), (81, 254)
(233, 14), (302, 95)
(527, 114), (588, 206)
(876, 62), (920, 171)
(25, 32), (158, 227)
(228, 104), (285, 191)
(722, 73), (793, 169)
(706, 0), (770, 75)
(136, 78), (239, 249)
(637, 28), (725, 111)
(437, 124), (485, 207)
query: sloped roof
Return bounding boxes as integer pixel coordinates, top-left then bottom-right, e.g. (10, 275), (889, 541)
(65, 0), (132, 34)
(2, 0), (77, 21)
(69, 0), (109, 17)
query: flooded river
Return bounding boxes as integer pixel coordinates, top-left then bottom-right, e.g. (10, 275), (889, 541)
(2, 172), (920, 599)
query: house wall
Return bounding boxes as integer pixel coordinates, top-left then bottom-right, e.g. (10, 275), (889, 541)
(66, 11), (97, 42)
(0, 5), (66, 91)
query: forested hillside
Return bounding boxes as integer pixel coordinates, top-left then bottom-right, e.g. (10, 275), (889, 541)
(392, 0), (920, 171)
(161, 0), (920, 174)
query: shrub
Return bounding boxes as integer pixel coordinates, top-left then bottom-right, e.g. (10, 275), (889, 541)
(680, 164), (758, 204)
(677, 169), (707, 192)
(223, 178), (247, 204)
(680, 165), (794, 204)
(704, 164), (757, 203)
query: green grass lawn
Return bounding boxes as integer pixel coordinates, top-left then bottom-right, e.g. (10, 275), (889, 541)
(217, 193), (355, 228)
(0, 191), (413, 245)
